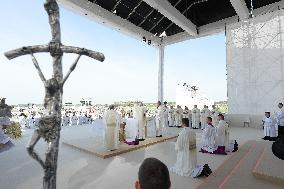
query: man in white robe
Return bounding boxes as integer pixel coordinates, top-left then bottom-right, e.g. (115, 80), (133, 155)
(168, 105), (175, 127)
(171, 118), (197, 176)
(200, 105), (210, 130)
(211, 105), (219, 126)
(215, 114), (229, 154)
(276, 102), (284, 138)
(156, 101), (164, 137)
(183, 106), (190, 119)
(201, 117), (217, 153)
(174, 105), (183, 127)
(163, 102), (169, 128)
(133, 103), (146, 140)
(191, 105), (200, 129)
(103, 105), (120, 151)
(263, 112), (277, 140)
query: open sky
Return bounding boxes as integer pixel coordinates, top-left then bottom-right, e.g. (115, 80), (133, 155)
(0, 0), (227, 105)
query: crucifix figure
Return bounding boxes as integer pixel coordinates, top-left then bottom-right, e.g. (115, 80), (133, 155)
(4, 0), (105, 188)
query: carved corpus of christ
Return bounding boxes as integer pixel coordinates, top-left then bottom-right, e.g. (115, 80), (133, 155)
(4, 0), (105, 188)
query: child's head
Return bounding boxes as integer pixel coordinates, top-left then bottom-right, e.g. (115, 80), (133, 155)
(181, 118), (189, 127)
(265, 112), (270, 118)
(207, 117), (212, 124)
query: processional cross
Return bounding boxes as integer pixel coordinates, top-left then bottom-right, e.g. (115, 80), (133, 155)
(4, 0), (105, 188)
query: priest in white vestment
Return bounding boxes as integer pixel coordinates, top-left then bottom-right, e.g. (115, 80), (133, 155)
(171, 118), (197, 176)
(191, 105), (200, 129)
(174, 105), (183, 127)
(133, 103), (146, 140)
(201, 117), (217, 153)
(183, 106), (190, 119)
(215, 114), (229, 154)
(156, 101), (164, 137)
(211, 105), (219, 126)
(168, 106), (175, 127)
(103, 105), (120, 151)
(200, 105), (210, 130)
(163, 102), (169, 128)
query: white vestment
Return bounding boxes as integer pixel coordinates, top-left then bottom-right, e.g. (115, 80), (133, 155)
(133, 106), (146, 139)
(191, 108), (200, 129)
(168, 109), (175, 126)
(103, 110), (120, 151)
(215, 120), (229, 149)
(263, 117), (276, 137)
(171, 128), (197, 176)
(156, 105), (164, 136)
(183, 110), (190, 119)
(211, 108), (219, 126)
(163, 107), (169, 128)
(200, 108), (210, 130)
(174, 108), (183, 127)
(125, 118), (139, 141)
(201, 124), (217, 153)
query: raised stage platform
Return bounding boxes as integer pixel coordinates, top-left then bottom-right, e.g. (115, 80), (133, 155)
(63, 136), (177, 159)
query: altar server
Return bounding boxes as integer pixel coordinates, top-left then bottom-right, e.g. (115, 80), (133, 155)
(262, 112), (276, 140)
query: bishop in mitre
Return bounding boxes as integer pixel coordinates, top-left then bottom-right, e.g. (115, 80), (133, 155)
(191, 105), (200, 129)
(103, 105), (120, 151)
(133, 102), (147, 140)
(171, 118), (197, 176)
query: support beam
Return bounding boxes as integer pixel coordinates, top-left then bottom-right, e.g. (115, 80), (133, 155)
(58, 0), (162, 47)
(142, 0), (197, 36)
(163, 0), (284, 46)
(230, 0), (250, 20)
(158, 45), (164, 102)
(163, 16), (238, 46)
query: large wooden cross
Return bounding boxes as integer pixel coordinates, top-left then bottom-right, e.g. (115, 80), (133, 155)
(4, 0), (105, 188)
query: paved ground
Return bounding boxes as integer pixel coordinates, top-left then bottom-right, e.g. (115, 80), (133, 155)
(0, 125), (264, 189)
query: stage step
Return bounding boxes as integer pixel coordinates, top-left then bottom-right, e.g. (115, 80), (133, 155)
(195, 141), (284, 189)
(253, 142), (284, 185)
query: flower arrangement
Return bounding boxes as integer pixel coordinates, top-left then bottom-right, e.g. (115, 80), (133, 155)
(4, 122), (22, 139)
